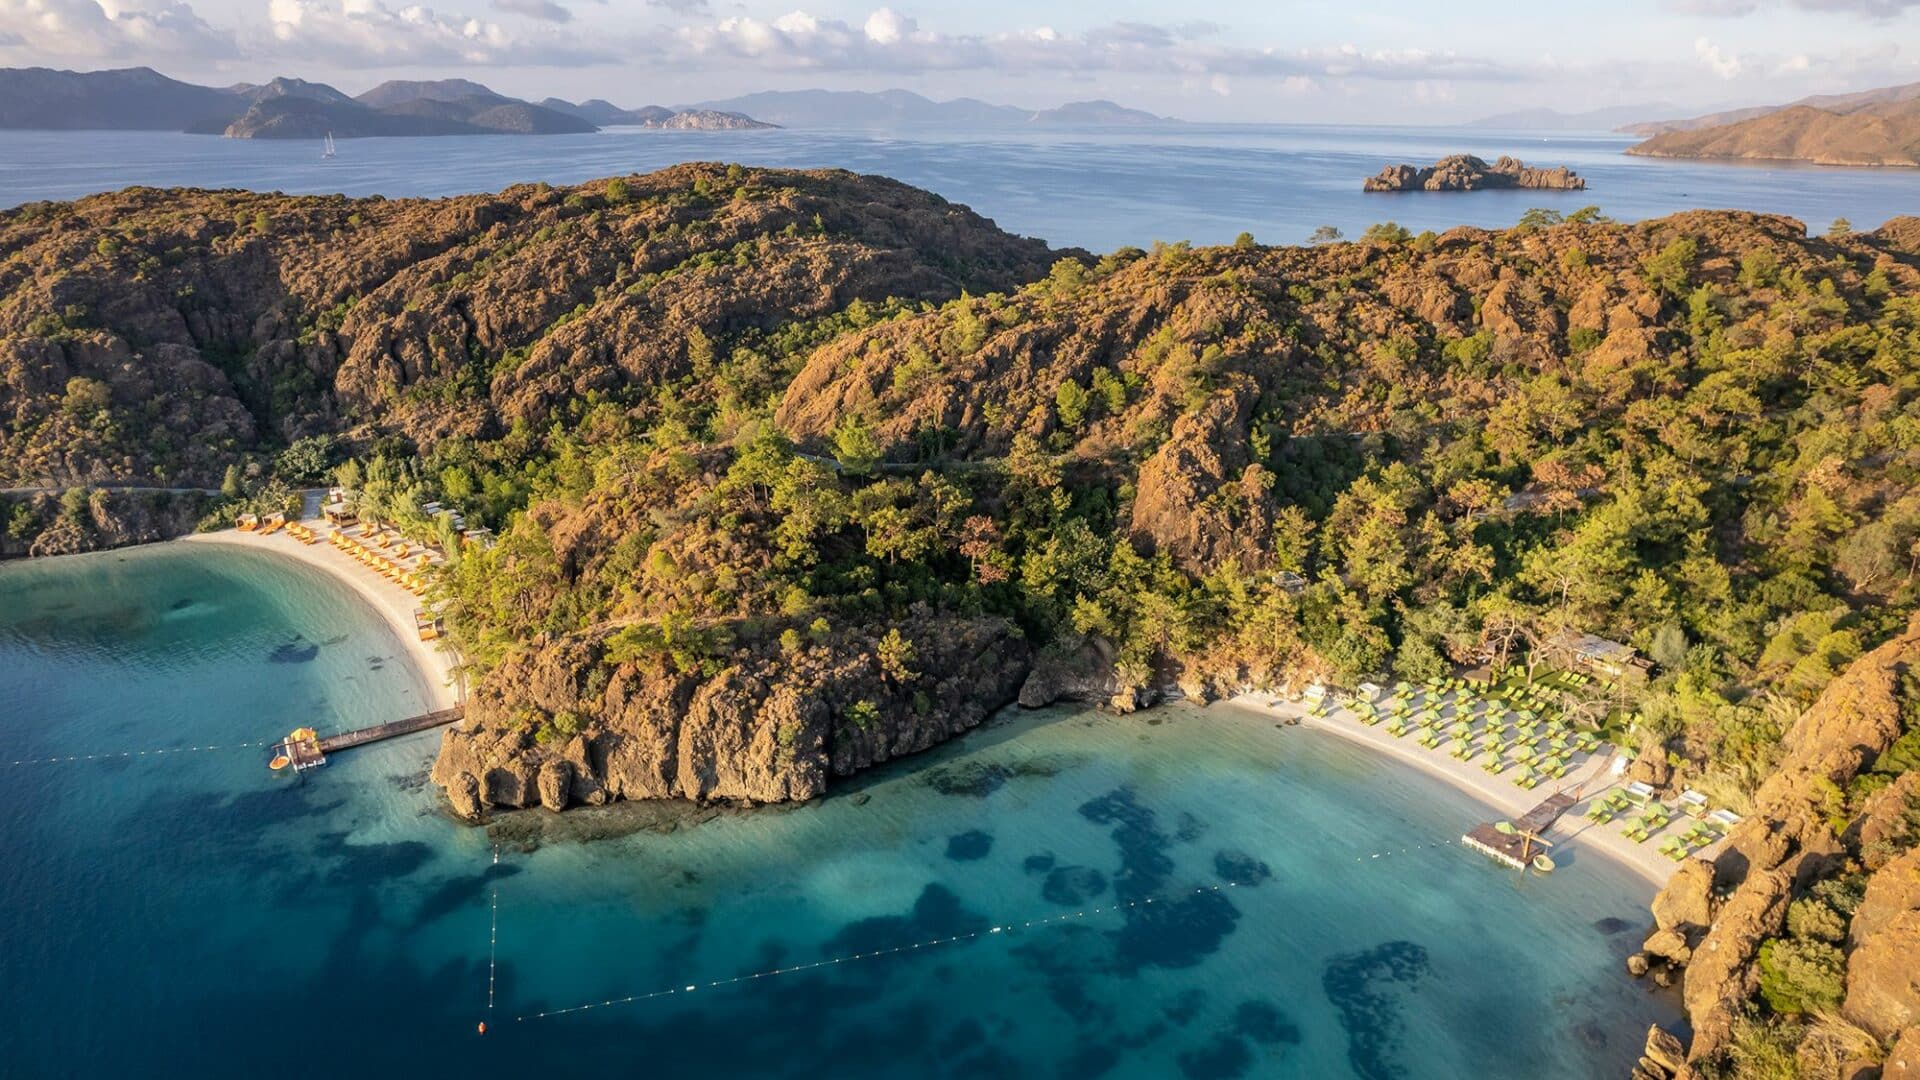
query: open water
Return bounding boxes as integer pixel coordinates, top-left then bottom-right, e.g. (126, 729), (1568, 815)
(1, 123), (1914, 251)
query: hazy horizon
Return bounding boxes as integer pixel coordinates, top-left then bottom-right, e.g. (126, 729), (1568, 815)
(1, 1), (1916, 125)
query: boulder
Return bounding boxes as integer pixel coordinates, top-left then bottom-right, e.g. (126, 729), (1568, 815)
(1643, 928), (1692, 965)
(1853, 846), (1920, 943)
(1859, 773), (1920, 866)
(1019, 635), (1125, 709)
(1629, 741), (1674, 788)
(446, 770), (484, 822)
(1652, 858), (1715, 933)
(537, 759), (572, 812)
(1884, 1026), (1920, 1080)
(1643, 1026), (1687, 1075)
(1843, 908), (1920, 1041)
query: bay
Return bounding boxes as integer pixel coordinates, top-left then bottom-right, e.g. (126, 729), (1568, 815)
(0, 543), (1678, 1078)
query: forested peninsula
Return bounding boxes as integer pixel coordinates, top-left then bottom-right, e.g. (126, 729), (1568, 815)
(3, 166), (1919, 1076)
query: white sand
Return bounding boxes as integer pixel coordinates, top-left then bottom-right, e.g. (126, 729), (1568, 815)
(182, 520), (463, 711)
(1226, 693), (1717, 887)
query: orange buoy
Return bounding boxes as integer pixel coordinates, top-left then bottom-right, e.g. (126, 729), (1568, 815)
(269, 755), (291, 771)
(477, 1021), (487, 1035)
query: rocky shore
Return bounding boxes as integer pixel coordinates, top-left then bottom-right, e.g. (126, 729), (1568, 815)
(0, 487), (212, 559)
(1628, 614), (1920, 1077)
(430, 612), (1033, 818)
(1363, 154), (1586, 192)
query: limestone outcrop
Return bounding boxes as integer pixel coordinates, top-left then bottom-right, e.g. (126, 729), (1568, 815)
(1634, 614), (1920, 1065)
(432, 613), (1031, 813)
(1363, 154), (1586, 192)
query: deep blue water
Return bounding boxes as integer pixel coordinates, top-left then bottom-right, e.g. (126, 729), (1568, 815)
(0, 124), (1913, 251)
(0, 544), (1679, 1078)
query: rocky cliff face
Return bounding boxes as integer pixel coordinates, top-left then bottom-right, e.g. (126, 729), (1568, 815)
(0, 488), (212, 559)
(1634, 615), (1920, 1072)
(1362, 154), (1586, 191)
(430, 612), (1031, 817)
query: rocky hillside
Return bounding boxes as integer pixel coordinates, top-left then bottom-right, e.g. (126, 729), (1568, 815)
(0, 164), (1057, 490)
(1633, 616), (1919, 1078)
(403, 203), (1920, 834)
(1629, 98), (1920, 167)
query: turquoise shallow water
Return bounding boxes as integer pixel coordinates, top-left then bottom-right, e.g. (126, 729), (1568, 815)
(0, 544), (1680, 1078)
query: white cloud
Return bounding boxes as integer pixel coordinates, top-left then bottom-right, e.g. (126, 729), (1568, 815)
(1668, 0), (1919, 16)
(665, 9), (1521, 83)
(264, 0), (614, 66)
(492, 0), (572, 23)
(862, 8), (911, 45)
(1694, 36), (1743, 78)
(0, 0), (237, 61)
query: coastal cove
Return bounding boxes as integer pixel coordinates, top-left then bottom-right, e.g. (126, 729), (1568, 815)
(0, 541), (1682, 1078)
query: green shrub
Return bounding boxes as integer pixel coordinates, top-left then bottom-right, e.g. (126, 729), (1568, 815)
(1784, 898), (1846, 943)
(1755, 937), (1845, 1014)
(845, 700), (880, 731)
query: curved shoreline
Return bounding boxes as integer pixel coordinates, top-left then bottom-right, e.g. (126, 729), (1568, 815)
(181, 529), (462, 712)
(1226, 694), (1692, 887)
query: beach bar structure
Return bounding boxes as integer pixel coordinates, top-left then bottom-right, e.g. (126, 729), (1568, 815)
(1538, 630), (1653, 685)
(1462, 789), (1580, 870)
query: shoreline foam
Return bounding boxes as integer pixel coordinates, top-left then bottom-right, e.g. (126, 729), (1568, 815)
(1224, 693), (1686, 887)
(181, 528), (462, 713)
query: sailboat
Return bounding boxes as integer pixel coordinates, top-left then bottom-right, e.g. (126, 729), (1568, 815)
(322, 132), (336, 160)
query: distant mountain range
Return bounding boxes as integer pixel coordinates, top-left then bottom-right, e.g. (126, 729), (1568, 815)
(686, 89), (1176, 129)
(0, 67), (774, 138)
(1465, 104), (1678, 132)
(1624, 81), (1920, 167)
(1618, 82), (1920, 137)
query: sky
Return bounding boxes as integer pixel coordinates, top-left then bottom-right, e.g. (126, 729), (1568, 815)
(1, 0), (1918, 123)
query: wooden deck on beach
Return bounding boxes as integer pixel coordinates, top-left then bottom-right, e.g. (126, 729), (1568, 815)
(1462, 790), (1579, 870)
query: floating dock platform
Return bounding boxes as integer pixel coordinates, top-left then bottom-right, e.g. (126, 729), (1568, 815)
(1462, 790), (1578, 870)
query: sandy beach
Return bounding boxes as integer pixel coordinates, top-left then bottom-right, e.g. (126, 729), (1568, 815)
(1225, 693), (1713, 887)
(182, 518), (463, 712)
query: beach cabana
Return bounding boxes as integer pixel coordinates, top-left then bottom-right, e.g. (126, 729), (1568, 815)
(1678, 790), (1710, 818)
(1622, 781), (1657, 807)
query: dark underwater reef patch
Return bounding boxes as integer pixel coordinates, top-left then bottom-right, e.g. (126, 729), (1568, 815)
(1077, 787), (1173, 901)
(1321, 940), (1431, 1080)
(946, 830), (994, 861)
(1043, 866), (1109, 905)
(269, 637), (319, 663)
(1212, 850), (1271, 885)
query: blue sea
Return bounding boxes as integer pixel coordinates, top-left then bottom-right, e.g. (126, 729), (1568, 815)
(0, 124), (1914, 251)
(0, 544), (1678, 1078)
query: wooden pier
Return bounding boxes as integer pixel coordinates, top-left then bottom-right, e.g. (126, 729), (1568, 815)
(271, 708), (463, 773)
(1462, 789), (1579, 871)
